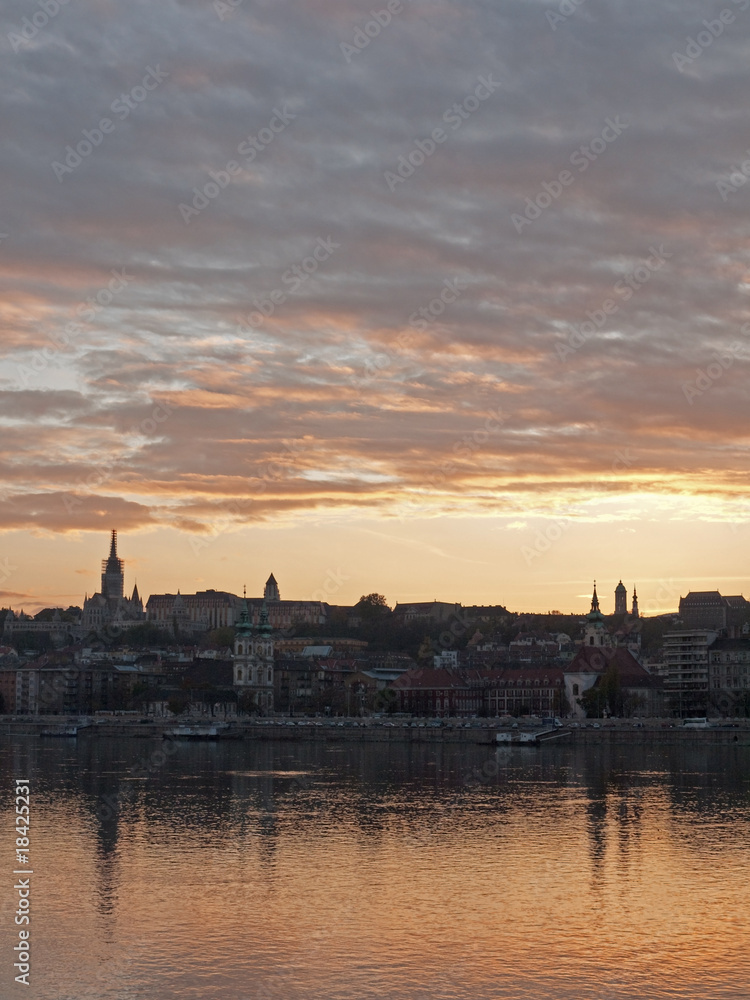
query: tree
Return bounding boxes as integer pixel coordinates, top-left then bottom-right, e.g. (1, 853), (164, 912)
(123, 623), (172, 648)
(356, 594), (391, 616)
(199, 626), (236, 650)
(167, 695), (189, 716)
(579, 665), (623, 717)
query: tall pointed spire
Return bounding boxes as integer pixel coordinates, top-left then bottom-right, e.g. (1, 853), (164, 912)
(258, 598), (272, 634)
(109, 529), (117, 560)
(591, 581), (600, 613)
(236, 584), (253, 634)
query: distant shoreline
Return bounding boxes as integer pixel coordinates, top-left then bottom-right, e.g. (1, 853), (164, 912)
(2, 716), (749, 746)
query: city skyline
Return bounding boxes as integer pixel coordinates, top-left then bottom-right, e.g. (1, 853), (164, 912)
(1, 527), (746, 618)
(2, 3), (749, 619)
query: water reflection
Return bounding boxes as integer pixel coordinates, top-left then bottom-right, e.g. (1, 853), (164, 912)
(1, 737), (749, 999)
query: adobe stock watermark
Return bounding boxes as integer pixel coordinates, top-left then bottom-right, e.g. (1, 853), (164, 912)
(189, 438), (309, 557)
(715, 145), (750, 201)
(213, 0), (245, 20)
(681, 341), (747, 404)
(522, 519), (572, 567)
(384, 74), (501, 192)
(512, 116), (629, 233)
(546, 0), (588, 32)
(555, 245), (672, 361)
(611, 448), (635, 473)
(62, 398), (177, 514)
(639, 578), (680, 616)
(672, 0), (749, 72)
(14, 268), (135, 388)
(397, 408), (507, 522)
(178, 105), (297, 223)
(352, 276), (469, 387)
(51, 67), (169, 181)
(7, 0), (70, 53)
(236, 237), (340, 334)
(0, 556), (18, 587)
(340, 0), (406, 62)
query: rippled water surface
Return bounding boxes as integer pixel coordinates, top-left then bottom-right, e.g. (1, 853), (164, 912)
(2, 737), (749, 999)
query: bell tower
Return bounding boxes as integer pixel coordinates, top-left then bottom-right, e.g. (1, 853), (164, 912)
(101, 529), (124, 601)
(614, 579), (627, 616)
(233, 590), (274, 713)
(583, 582), (613, 648)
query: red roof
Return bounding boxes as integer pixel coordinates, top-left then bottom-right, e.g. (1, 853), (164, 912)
(567, 645), (659, 686)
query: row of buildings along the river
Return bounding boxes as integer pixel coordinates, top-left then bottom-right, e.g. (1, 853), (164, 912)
(2, 532), (750, 719)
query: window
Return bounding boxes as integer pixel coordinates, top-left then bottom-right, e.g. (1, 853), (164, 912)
(573, 683), (579, 696)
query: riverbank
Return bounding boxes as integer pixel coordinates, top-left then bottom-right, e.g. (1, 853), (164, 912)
(2, 716), (750, 745)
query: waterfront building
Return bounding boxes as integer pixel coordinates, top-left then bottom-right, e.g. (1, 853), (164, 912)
(565, 622), (662, 719)
(660, 629), (717, 717)
(483, 667), (566, 717)
(708, 636), (750, 715)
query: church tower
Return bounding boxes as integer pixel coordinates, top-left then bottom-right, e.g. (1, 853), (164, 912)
(264, 573), (280, 601)
(614, 580), (627, 616)
(583, 582), (613, 648)
(631, 587), (639, 619)
(101, 530), (124, 601)
(233, 591), (274, 713)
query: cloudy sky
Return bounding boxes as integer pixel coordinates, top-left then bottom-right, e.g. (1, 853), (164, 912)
(1, 0), (750, 614)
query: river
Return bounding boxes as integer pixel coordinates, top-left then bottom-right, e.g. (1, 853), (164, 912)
(1, 736), (749, 999)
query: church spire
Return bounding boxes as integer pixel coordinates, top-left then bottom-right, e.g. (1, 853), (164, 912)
(590, 581), (600, 614)
(236, 585), (253, 634)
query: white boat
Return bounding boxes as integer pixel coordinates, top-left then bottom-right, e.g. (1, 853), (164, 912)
(164, 722), (229, 740)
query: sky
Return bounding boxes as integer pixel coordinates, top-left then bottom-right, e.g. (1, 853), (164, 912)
(1, 0), (750, 615)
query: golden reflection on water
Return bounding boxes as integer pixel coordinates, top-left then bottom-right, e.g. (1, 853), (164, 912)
(2, 739), (749, 999)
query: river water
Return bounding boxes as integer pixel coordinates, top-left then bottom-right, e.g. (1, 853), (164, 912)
(1, 736), (749, 999)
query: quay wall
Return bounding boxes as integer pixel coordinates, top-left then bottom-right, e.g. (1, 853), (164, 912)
(2, 717), (750, 746)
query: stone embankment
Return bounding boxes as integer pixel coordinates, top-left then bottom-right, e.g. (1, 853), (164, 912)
(2, 716), (750, 745)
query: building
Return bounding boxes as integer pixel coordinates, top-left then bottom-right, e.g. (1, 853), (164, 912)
(147, 575), (329, 635)
(708, 636), (750, 716)
(81, 531), (146, 635)
(660, 630), (717, 717)
(678, 591), (750, 634)
(391, 666), (566, 718)
(392, 667), (482, 716)
(484, 667), (566, 717)
(615, 580), (627, 616)
(582, 584), (615, 648)
(3, 608), (74, 646)
(5, 658), (162, 714)
(232, 598), (274, 713)
(392, 601), (463, 625)
(564, 644), (662, 719)
(147, 590), (239, 633)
